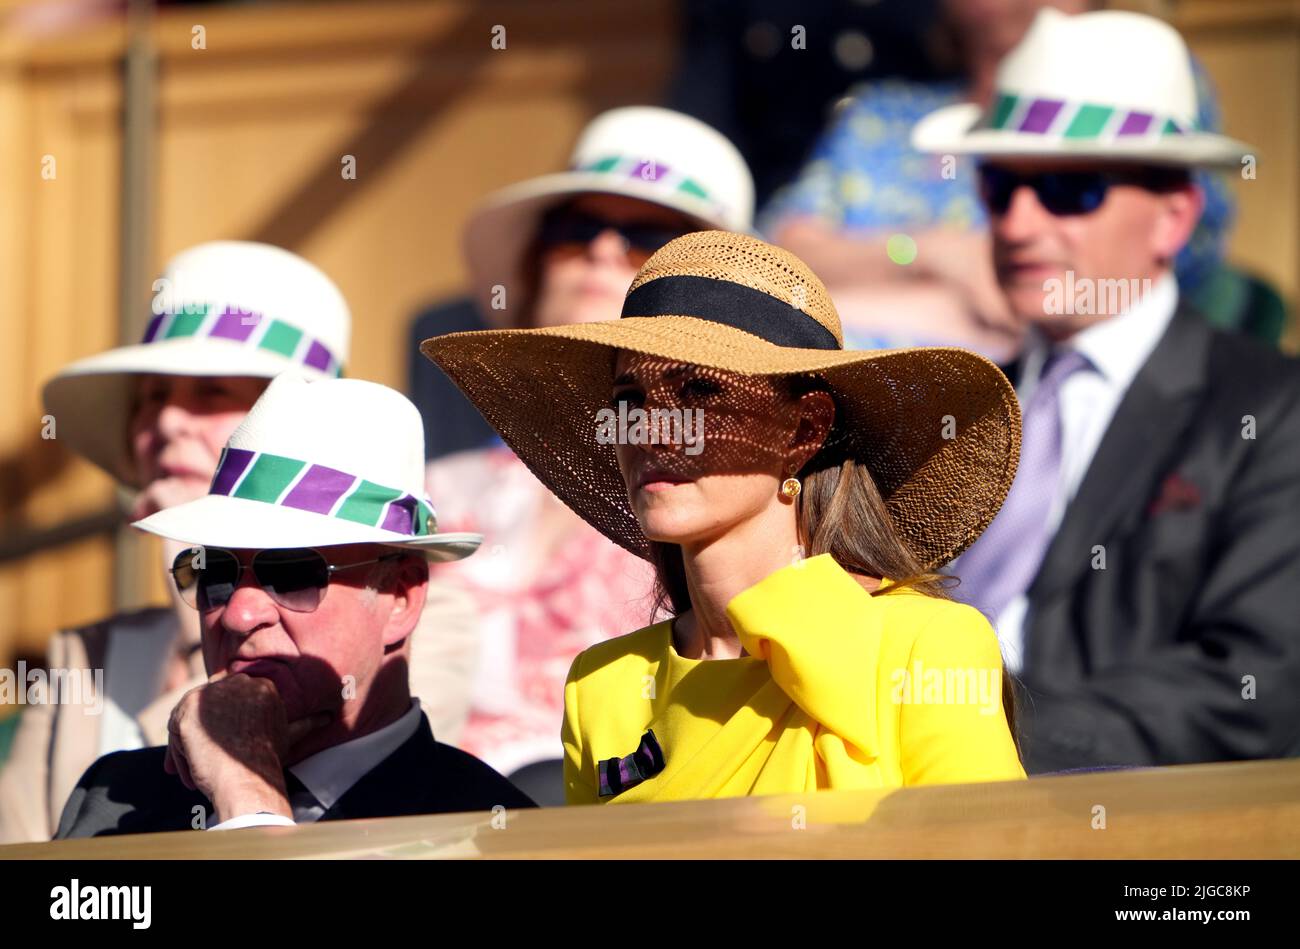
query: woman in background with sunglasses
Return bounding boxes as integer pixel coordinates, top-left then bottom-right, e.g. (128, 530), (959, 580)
(422, 107), (756, 804)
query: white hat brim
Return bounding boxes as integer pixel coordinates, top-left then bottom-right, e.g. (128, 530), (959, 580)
(43, 336), (336, 487)
(463, 171), (750, 329)
(912, 102), (1254, 169)
(134, 494), (481, 562)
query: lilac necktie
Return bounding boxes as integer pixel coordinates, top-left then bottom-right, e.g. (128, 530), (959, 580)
(953, 347), (1092, 619)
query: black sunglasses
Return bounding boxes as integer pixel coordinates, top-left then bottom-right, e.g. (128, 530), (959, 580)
(170, 546), (402, 613)
(977, 164), (1188, 217)
(537, 207), (689, 263)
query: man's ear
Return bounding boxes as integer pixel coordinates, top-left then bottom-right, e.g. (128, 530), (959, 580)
(1153, 182), (1204, 264)
(380, 554), (429, 648)
(788, 390), (836, 472)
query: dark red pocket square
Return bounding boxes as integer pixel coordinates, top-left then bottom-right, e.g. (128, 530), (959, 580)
(1146, 472), (1201, 517)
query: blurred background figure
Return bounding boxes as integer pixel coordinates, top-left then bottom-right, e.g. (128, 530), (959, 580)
(423, 106), (754, 804)
(0, 241), (351, 842)
(914, 8), (1300, 771)
(5, 0), (225, 38)
(665, 0), (949, 207)
(760, 0), (1248, 360)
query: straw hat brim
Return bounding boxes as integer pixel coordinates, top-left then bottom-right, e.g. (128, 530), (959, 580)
(464, 171), (747, 329)
(913, 102), (1254, 169)
(134, 494), (482, 561)
(42, 336), (336, 488)
(421, 316), (1021, 570)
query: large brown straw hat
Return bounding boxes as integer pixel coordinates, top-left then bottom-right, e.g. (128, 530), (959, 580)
(421, 230), (1020, 570)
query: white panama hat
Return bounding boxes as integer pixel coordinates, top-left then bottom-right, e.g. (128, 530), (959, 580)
(43, 241), (352, 487)
(463, 105), (755, 328)
(133, 373), (481, 561)
(911, 9), (1255, 169)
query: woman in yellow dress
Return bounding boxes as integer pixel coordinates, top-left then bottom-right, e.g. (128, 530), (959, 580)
(422, 229), (1026, 804)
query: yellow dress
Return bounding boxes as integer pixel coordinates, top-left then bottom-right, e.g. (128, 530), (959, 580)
(561, 553), (1025, 804)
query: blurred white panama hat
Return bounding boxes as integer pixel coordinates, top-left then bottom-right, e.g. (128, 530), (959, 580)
(463, 105), (755, 328)
(43, 241), (352, 487)
(134, 373), (480, 561)
(911, 9), (1254, 169)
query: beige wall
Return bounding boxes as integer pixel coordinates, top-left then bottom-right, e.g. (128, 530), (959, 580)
(0, 0), (677, 675)
(0, 14), (126, 669)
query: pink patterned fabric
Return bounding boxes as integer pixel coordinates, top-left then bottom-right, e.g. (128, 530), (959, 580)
(426, 444), (659, 775)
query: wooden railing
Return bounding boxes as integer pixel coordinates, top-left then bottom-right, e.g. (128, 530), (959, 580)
(4, 759), (1297, 859)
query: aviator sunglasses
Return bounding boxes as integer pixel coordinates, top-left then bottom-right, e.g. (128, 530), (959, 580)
(170, 546), (402, 613)
(978, 163), (1188, 217)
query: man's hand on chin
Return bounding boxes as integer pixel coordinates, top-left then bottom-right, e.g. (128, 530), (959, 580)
(163, 671), (331, 824)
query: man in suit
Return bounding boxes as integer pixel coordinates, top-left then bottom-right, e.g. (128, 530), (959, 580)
(4, 241), (482, 843)
(57, 374), (535, 837)
(913, 9), (1300, 771)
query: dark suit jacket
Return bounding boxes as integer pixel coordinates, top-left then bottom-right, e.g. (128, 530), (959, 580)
(55, 713), (536, 838)
(1000, 306), (1300, 772)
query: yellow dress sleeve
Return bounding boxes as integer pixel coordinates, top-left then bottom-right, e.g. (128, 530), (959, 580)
(898, 607), (1026, 785)
(561, 650), (600, 805)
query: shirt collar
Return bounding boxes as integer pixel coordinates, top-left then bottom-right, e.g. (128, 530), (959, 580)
(1018, 272), (1179, 392)
(288, 699), (423, 814)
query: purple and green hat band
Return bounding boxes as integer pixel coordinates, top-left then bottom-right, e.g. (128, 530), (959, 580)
(210, 448), (436, 537)
(986, 93), (1196, 139)
(574, 155), (713, 204)
(141, 303), (342, 377)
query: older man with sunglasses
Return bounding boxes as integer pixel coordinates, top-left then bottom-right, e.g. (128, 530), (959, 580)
(3, 242), (487, 843)
(56, 375), (535, 837)
(914, 9), (1300, 771)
